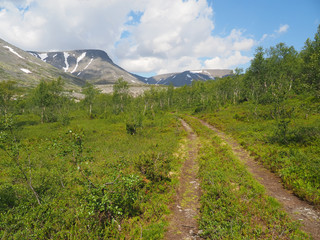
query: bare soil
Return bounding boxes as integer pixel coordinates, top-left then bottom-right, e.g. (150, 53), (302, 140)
(164, 119), (202, 240)
(198, 118), (320, 240)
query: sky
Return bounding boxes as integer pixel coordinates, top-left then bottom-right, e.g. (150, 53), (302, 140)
(0, 0), (319, 77)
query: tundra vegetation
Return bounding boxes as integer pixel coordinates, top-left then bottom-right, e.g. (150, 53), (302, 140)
(0, 26), (319, 239)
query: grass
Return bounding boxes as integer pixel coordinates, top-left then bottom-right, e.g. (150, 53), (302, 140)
(182, 115), (310, 239)
(1, 94), (318, 239)
(0, 111), (184, 239)
(196, 98), (320, 206)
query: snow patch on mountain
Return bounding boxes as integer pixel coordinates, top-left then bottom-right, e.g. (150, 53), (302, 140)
(76, 57), (94, 76)
(83, 58), (93, 70)
(4, 46), (25, 59)
(71, 52), (86, 73)
(63, 52), (70, 72)
(38, 53), (48, 62)
(203, 71), (213, 78)
(191, 70), (203, 74)
(29, 52), (37, 58)
(20, 68), (32, 74)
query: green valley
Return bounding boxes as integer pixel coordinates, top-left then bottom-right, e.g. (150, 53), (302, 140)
(0, 25), (319, 239)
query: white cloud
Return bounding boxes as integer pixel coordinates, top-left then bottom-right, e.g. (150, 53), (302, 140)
(260, 33), (268, 42)
(121, 57), (163, 73)
(116, 0), (254, 73)
(204, 51), (252, 69)
(276, 24), (289, 34)
(259, 24), (290, 43)
(0, 0), (255, 75)
(194, 29), (255, 57)
(0, 0), (142, 51)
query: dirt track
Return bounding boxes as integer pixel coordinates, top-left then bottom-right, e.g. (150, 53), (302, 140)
(165, 117), (320, 239)
(164, 119), (202, 240)
(198, 118), (320, 240)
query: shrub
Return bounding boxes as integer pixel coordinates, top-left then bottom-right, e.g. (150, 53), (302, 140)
(126, 122), (137, 135)
(233, 113), (247, 121)
(291, 126), (320, 144)
(0, 184), (17, 210)
(135, 151), (171, 183)
(86, 174), (143, 224)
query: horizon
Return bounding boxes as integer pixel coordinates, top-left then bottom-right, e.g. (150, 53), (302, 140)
(0, 0), (319, 78)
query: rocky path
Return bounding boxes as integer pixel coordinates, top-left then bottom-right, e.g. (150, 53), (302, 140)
(164, 119), (202, 240)
(198, 118), (320, 240)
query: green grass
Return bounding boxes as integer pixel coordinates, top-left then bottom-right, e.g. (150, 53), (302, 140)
(0, 112), (183, 239)
(182, 115), (310, 239)
(196, 98), (320, 206)
(1, 94), (318, 239)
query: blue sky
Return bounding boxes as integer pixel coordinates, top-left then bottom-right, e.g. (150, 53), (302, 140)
(204, 0), (320, 72)
(211, 0), (319, 50)
(0, 0), (319, 77)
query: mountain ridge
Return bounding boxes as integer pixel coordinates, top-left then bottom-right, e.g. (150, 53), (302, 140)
(0, 38), (85, 88)
(28, 49), (144, 85)
(1, 38), (233, 88)
(136, 69), (233, 86)
(27, 49), (233, 87)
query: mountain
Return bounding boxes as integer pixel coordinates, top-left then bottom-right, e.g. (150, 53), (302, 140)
(0, 37), (232, 88)
(0, 38), (84, 88)
(29, 50), (144, 85)
(136, 69), (233, 86)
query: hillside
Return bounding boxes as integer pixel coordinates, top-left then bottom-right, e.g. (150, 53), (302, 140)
(29, 49), (144, 85)
(28, 48), (232, 87)
(0, 38), (84, 88)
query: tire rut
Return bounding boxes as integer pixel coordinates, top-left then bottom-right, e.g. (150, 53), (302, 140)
(164, 119), (202, 240)
(197, 118), (320, 240)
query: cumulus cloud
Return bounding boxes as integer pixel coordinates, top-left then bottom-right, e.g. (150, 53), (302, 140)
(194, 29), (255, 57)
(0, 0), (255, 75)
(116, 0), (255, 73)
(204, 51), (252, 69)
(0, 0), (141, 51)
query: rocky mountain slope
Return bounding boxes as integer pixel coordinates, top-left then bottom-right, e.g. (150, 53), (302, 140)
(29, 50), (144, 85)
(136, 69), (233, 86)
(1, 37), (233, 88)
(0, 38), (84, 88)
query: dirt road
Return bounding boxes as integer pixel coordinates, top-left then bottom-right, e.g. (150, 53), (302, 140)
(198, 118), (320, 240)
(164, 119), (202, 240)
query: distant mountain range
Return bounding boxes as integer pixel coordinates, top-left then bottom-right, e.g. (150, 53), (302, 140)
(0, 37), (233, 88)
(29, 49), (232, 86)
(136, 69), (233, 86)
